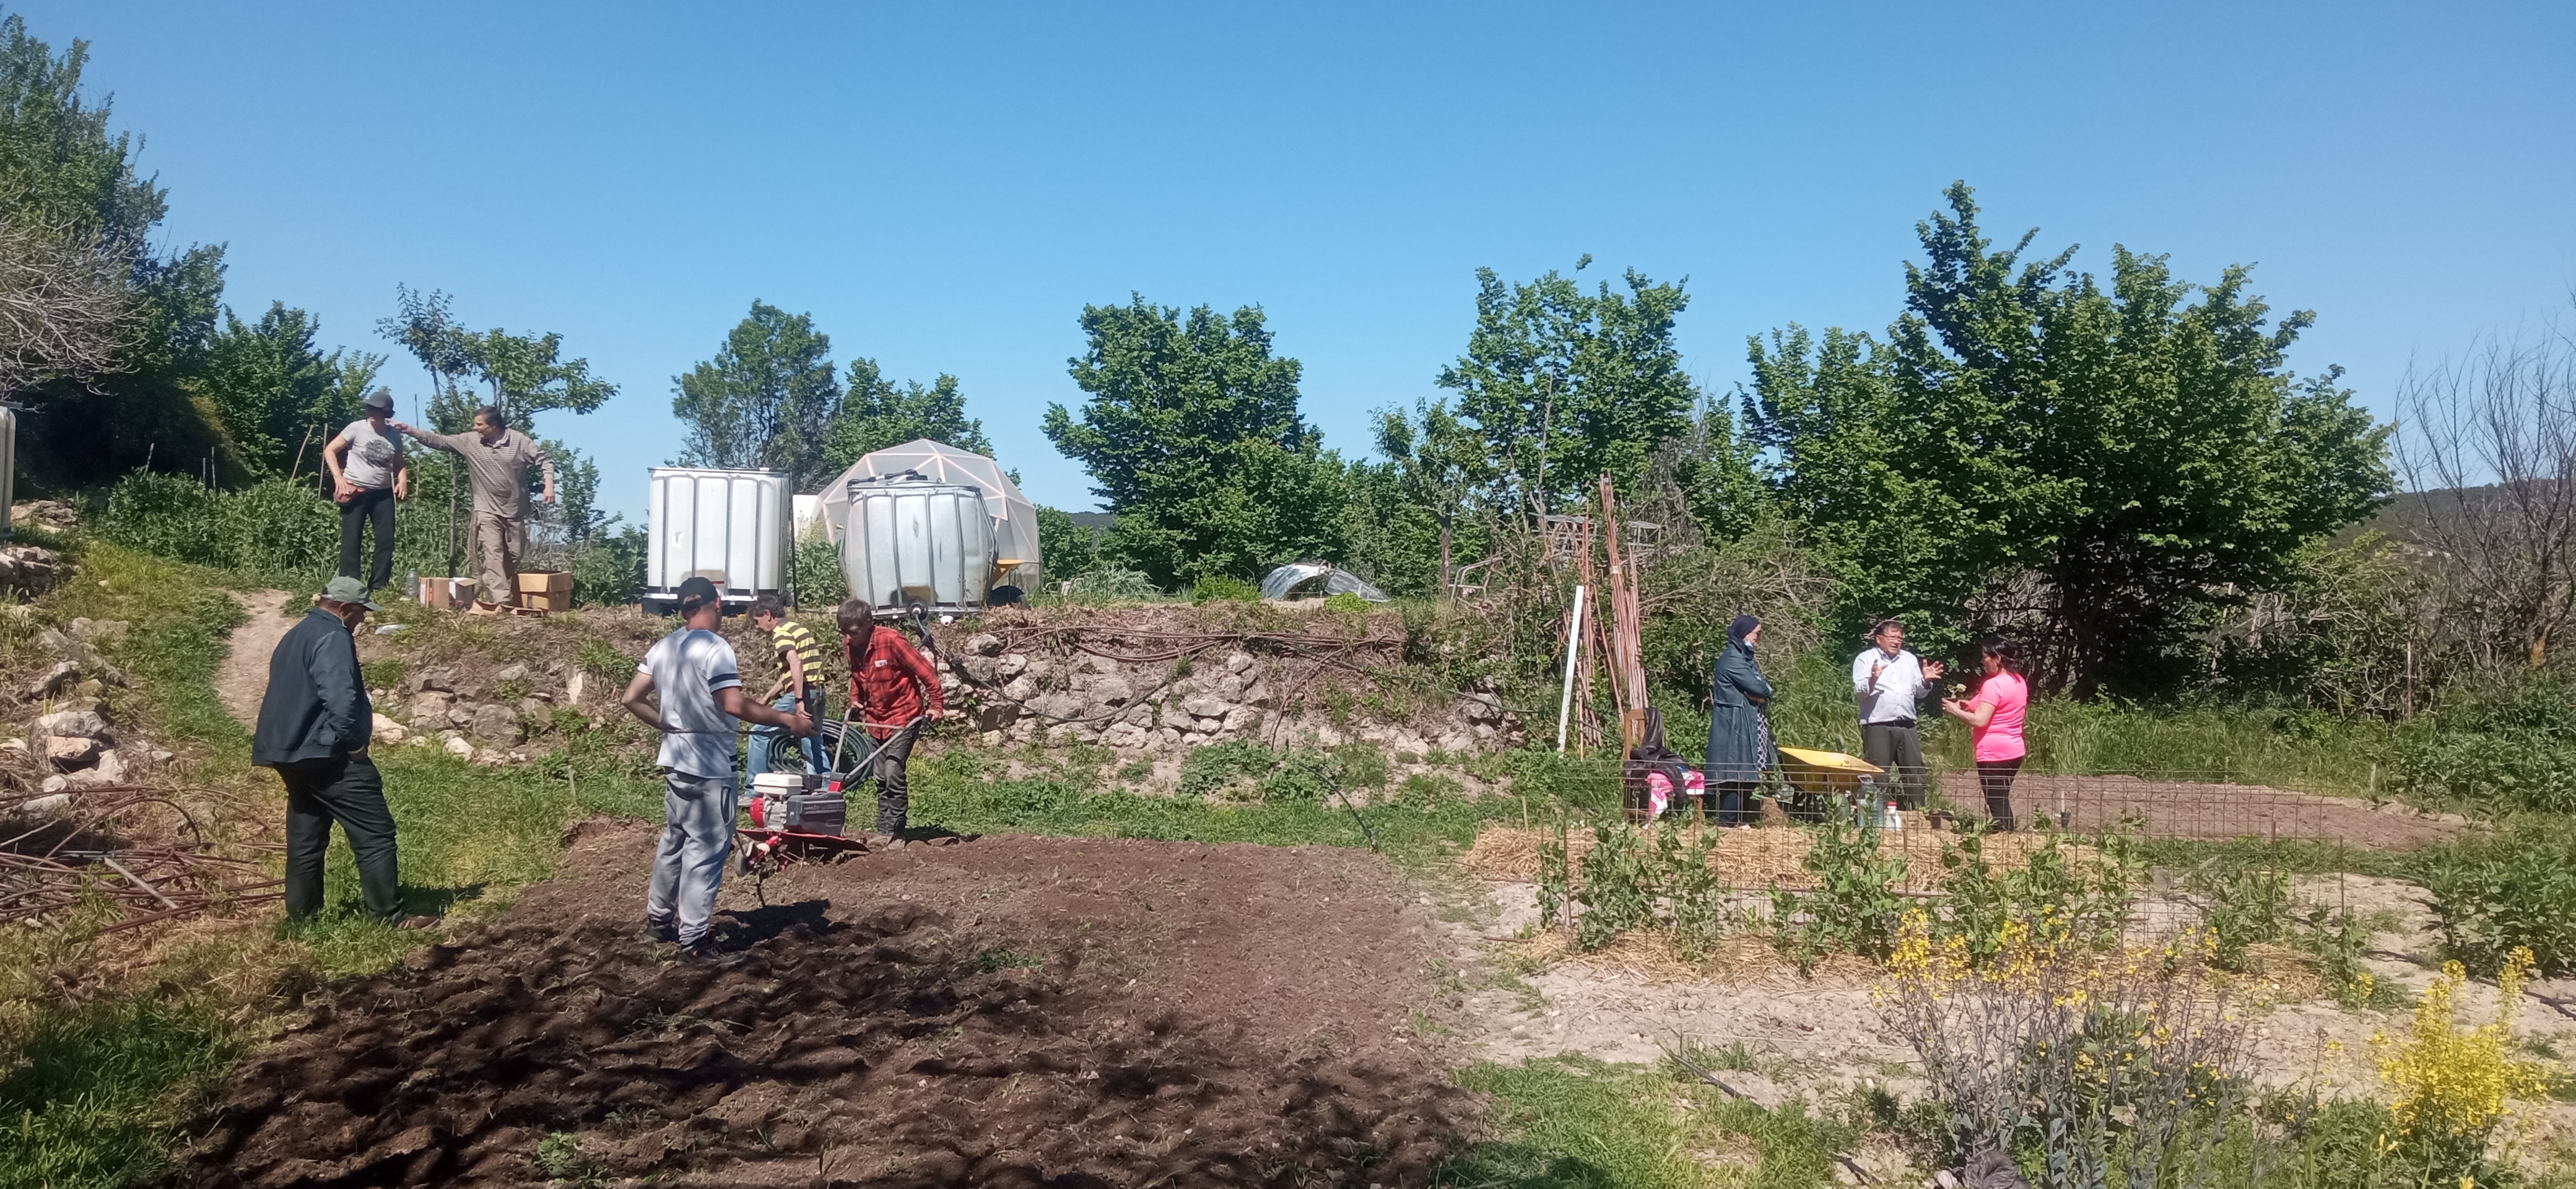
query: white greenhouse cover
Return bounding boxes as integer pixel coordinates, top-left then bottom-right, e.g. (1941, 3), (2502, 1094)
(817, 439), (1042, 583)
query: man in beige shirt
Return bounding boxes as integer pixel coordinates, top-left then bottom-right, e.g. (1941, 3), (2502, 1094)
(393, 404), (555, 614)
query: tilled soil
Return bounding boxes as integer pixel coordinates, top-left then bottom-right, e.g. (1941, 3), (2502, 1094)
(188, 825), (1471, 1188)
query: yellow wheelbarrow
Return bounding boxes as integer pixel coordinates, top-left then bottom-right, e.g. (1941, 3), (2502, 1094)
(1775, 746), (1885, 824)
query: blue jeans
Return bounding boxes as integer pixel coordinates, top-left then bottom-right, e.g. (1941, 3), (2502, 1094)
(746, 689), (826, 776)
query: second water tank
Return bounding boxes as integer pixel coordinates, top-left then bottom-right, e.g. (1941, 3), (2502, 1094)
(838, 473), (995, 614)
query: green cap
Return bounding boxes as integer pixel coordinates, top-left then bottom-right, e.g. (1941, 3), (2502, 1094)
(320, 576), (382, 611)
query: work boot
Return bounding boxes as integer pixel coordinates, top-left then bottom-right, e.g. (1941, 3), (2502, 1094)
(640, 918), (678, 945)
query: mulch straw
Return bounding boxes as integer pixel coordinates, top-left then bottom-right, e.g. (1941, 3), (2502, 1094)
(1463, 822), (2097, 894)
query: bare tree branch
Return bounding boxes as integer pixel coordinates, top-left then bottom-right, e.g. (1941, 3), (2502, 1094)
(2393, 301), (2576, 672)
(0, 212), (142, 398)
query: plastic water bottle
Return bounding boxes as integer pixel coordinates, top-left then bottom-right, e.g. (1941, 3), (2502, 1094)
(1881, 800), (1901, 830)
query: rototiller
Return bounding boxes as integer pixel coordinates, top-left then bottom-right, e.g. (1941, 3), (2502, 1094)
(738, 715), (921, 872)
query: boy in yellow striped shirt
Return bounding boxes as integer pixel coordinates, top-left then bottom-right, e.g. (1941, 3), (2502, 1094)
(747, 595), (829, 775)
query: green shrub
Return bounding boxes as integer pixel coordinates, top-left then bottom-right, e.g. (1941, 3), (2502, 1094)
(791, 537), (845, 608)
(98, 472), (336, 578)
(567, 527), (646, 608)
(2419, 824), (2576, 976)
(1064, 568), (1157, 603)
(1321, 591), (1370, 614)
(573, 638), (638, 684)
(1177, 740), (1274, 800)
(1191, 574), (1260, 603)
(1575, 823), (1653, 951)
(1770, 815), (1907, 966)
(360, 658), (406, 691)
(2188, 858), (2292, 970)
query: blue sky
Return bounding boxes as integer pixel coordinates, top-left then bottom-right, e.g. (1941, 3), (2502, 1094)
(23, 1), (2575, 523)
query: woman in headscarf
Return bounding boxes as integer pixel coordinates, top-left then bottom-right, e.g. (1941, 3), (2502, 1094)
(1704, 614), (1774, 827)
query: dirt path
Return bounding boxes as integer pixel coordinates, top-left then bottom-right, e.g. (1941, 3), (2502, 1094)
(214, 590), (293, 727)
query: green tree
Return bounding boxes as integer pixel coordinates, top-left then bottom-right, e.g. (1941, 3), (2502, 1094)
(671, 301), (842, 489)
(1372, 397), (1488, 593)
(820, 362), (991, 476)
(1034, 505), (1100, 580)
(1669, 398), (1769, 542)
(1437, 257), (1695, 518)
(200, 302), (385, 477)
(1749, 183), (2391, 695)
(460, 327), (615, 426)
(0, 11), (233, 486)
(1043, 297), (1346, 587)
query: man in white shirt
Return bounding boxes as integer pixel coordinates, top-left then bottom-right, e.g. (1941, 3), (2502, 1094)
(619, 576), (812, 958)
(1853, 618), (1944, 810)
(322, 390), (409, 593)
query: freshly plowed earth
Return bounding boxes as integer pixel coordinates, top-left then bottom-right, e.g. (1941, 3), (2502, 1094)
(187, 825), (1471, 1188)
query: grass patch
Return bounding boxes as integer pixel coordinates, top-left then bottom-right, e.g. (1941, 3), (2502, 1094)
(0, 998), (242, 1189)
(908, 749), (1516, 865)
(1442, 1056), (1853, 1188)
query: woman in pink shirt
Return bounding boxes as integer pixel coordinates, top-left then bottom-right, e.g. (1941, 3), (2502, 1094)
(1941, 639), (2029, 831)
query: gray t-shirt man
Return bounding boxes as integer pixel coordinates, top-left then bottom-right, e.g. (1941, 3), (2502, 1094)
(637, 627), (744, 779)
(336, 419), (407, 490)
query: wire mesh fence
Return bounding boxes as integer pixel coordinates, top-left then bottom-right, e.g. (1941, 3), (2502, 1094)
(1459, 766), (2458, 899)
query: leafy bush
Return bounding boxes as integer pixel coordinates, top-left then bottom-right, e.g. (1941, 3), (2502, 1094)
(2391, 670), (2576, 813)
(2185, 858), (2291, 970)
(567, 526), (646, 608)
(1770, 815), (1907, 965)
(1064, 568), (1157, 603)
(99, 471), (336, 578)
(1575, 824), (1653, 951)
(2420, 825), (2576, 976)
(791, 537), (845, 608)
(1934, 829), (2138, 966)
(1191, 574), (1260, 603)
(573, 638), (638, 685)
(1320, 591), (1370, 614)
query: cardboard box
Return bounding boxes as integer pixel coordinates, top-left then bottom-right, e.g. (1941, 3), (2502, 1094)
(516, 570), (572, 594)
(519, 589), (572, 614)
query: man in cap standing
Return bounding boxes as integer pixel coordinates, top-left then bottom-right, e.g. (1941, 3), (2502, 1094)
(392, 405), (554, 614)
(323, 389), (410, 594)
(256, 577), (434, 928)
(619, 576), (814, 957)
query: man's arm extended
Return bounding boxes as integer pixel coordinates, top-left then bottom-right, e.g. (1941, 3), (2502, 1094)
(718, 687), (812, 734)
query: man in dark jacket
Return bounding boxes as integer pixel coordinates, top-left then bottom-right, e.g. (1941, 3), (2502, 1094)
(255, 576), (432, 928)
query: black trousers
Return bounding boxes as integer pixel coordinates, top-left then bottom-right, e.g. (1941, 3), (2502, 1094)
(1861, 721), (1928, 809)
(337, 486), (396, 591)
(1977, 757), (2024, 832)
(1712, 780), (1756, 827)
(278, 752), (402, 921)
(870, 721), (921, 835)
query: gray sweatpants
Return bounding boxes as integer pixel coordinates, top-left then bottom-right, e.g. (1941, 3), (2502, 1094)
(646, 770), (738, 946)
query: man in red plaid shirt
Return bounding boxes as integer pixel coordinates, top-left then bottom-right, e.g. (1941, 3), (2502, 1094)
(837, 598), (943, 842)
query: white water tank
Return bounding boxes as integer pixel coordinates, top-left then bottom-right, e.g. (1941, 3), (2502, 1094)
(838, 474), (995, 616)
(646, 467), (793, 611)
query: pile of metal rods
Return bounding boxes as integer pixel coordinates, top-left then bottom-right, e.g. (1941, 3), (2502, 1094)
(1, 783), (281, 934)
